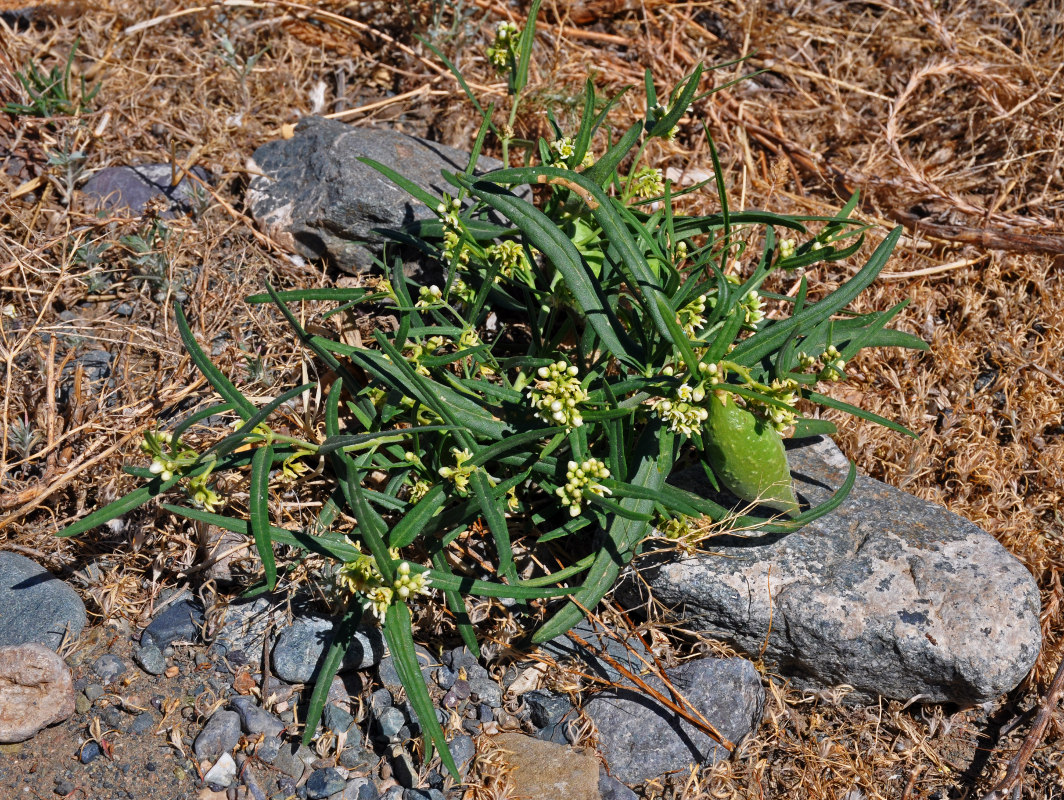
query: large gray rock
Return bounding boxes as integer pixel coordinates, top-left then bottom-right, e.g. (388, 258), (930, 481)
(0, 552), (86, 651)
(583, 657), (764, 785)
(538, 619), (654, 686)
(247, 118), (515, 274)
(621, 436), (1041, 705)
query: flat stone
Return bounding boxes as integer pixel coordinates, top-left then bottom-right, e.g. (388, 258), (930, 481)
(0, 553), (86, 651)
(341, 777), (380, 799)
(583, 657), (764, 785)
(141, 596), (204, 650)
(447, 734), (475, 778)
(621, 436), (1042, 705)
(306, 767), (347, 799)
(81, 164), (210, 217)
(246, 118), (522, 274)
(193, 710), (241, 761)
(488, 732), (600, 800)
(272, 616), (385, 683)
(0, 644), (76, 742)
(212, 595), (279, 660)
(204, 752), (238, 789)
(323, 702), (355, 735)
(91, 653), (128, 684)
(134, 643), (166, 675)
(230, 696), (285, 738)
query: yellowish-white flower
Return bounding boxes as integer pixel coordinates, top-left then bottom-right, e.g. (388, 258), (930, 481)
(556, 458), (611, 517)
(527, 360), (588, 429)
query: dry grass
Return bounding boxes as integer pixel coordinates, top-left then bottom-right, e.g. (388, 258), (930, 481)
(2, 0), (1063, 797)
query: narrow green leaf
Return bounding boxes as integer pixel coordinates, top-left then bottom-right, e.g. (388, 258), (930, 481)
(174, 303), (256, 420)
(58, 475), (181, 537)
(249, 444), (277, 589)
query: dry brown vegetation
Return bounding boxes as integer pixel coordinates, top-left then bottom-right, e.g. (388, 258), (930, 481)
(1, 0), (1063, 797)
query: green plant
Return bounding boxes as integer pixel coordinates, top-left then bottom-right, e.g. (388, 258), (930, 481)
(4, 37), (101, 118)
(57, 6), (927, 779)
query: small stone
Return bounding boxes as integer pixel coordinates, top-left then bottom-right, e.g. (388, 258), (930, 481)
(467, 674), (502, 708)
(379, 788), (405, 800)
(193, 710), (242, 761)
(272, 617), (385, 683)
(434, 667), (455, 691)
(338, 743), (375, 771)
(390, 748), (417, 788)
(134, 644), (166, 675)
(141, 597), (204, 650)
(230, 696), (285, 738)
(255, 734), (283, 764)
(0, 644), (75, 743)
(84, 684), (104, 702)
(488, 733), (600, 800)
(370, 689), (392, 713)
(164, 665), (180, 678)
(54, 777), (75, 795)
(342, 777), (380, 800)
(375, 707), (405, 741)
(79, 741), (102, 764)
(74, 693), (91, 714)
(450, 680), (470, 701)
(91, 654), (128, 684)
(273, 742), (310, 781)
(447, 735), (475, 778)
(81, 164), (211, 218)
(0, 553), (87, 651)
(204, 752), (238, 789)
(306, 768), (347, 799)
(525, 690), (573, 731)
(583, 657), (764, 785)
(323, 703), (355, 736)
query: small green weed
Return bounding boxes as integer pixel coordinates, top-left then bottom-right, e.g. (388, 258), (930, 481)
(58, 1), (927, 778)
(4, 37), (101, 118)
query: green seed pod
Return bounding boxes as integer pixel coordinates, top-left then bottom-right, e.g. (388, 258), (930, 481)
(704, 392), (800, 516)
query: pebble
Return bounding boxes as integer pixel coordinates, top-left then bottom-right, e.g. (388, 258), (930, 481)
(129, 712), (155, 735)
(91, 654), (128, 684)
(306, 767), (347, 799)
(134, 644), (166, 675)
(272, 616), (385, 683)
(376, 645), (437, 695)
(433, 667), (455, 691)
(338, 743), (375, 771)
(204, 752), (238, 789)
(84, 684), (104, 702)
(375, 707), (405, 741)
(255, 735), (283, 764)
(323, 702), (355, 736)
(448, 735), (475, 778)
(230, 696), (285, 738)
(54, 777), (75, 795)
(390, 747), (417, 788)
(79, 741), (102, 764)
(342, 777), (380, 800)
(193, 709), (242, 761)
(74, 693), (91, 714)
(141, 597), (204, 650)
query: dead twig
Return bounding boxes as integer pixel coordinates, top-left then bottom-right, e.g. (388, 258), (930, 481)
(980, 656), (1064, 800)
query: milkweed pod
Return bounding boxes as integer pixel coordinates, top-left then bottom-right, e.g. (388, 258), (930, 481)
(704, 392), (800, 516)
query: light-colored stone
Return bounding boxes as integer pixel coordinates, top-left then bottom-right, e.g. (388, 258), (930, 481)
(488, 732), (600, 800)
(621, 436), (1041, 705)
(0, 643), (75, 742)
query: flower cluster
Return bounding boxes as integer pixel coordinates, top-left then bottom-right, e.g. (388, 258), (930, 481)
(740, 289), (765, 326)
(759, 379), (800, 432)
(630, 167), (665, 199)
(487, 20), (520, 70)
(677, 294), (707, 338)
(337, 550), (432, 622)
(820, 344), (846, 382)
(528, 360), (588, 429)
(438, 447), (476, 494)
(649, 386), (709, 436)
(778, 239), (796, 260)
(556, 458), (611, 517)
(487, 239), (528, 279)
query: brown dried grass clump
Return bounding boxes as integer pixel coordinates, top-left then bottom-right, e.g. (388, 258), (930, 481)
(2, 0), (1063, 797)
